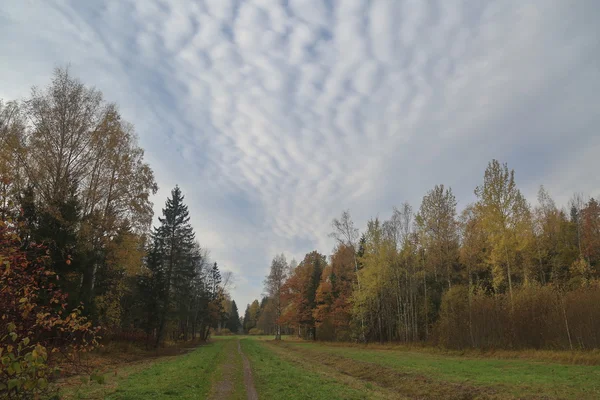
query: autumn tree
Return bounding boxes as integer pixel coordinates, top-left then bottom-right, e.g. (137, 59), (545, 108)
(0, 100), (26, 220)
(314, 244), (355, 340)
(281, 251), (326, 340)
(5, 67), (158, 327)
(256, 297), (277, 335)
(474, 160), (531, 301)
(265, 159), (600, 349)
(531, 186), (579, 285)
(243, 300), (261, 333)
(330, 210), (366, 340)
(416, 185), (459, 289)
(264, 254), (288, 340)
(0, 219), (99, 398)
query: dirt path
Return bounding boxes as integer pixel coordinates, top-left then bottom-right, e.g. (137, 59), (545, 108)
(208, 339), (258, 400)
(238, 340), (258, 400)
(208, 342), (236, 400)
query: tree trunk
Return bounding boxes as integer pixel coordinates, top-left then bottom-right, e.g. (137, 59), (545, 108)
(468, 267), (475, 348)
(504, 244), (514, 306)
(559, 293), (573, 350)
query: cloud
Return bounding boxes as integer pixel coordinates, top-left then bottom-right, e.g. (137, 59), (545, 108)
(1, 0), (599, 308)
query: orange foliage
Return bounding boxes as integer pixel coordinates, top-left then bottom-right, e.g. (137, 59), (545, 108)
(313, 245), (355, 340)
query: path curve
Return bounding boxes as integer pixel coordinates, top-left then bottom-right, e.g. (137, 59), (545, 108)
(238, 340), (258, 400)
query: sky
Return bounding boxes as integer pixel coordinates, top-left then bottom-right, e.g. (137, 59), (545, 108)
(1, 0), (599, 309)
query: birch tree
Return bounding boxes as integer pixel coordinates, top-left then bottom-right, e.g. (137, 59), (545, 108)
(474, 160), (531, 301)
(264, 253), (288, 340)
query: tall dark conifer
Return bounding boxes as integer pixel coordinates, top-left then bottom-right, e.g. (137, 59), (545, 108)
(153, 186), (196, 346)
(227, 300), (241, 333)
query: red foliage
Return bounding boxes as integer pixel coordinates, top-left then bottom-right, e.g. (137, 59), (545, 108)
(0, 219), (100, 394)
(313, 245), (354, 335)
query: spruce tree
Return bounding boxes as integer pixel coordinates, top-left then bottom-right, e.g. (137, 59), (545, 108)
(243, 305), (251, 333)
(227, 300), (241, 333)
(153, 186), (196, 346)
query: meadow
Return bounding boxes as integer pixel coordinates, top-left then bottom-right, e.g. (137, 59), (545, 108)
(57, 336), (600, 400)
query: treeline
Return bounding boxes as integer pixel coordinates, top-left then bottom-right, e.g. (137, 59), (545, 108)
(1, 68), (230, 397)
(249, 161), (600, 350)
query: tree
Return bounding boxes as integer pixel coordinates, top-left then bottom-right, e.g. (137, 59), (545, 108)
(314, 244), (355, 340)
(243, 300), (260, 333)
(474, 160), (531, 301)
(458, 204), (489, 347)
(20, 67), (157, 325)
(532, 186), (578, 285)
(256, 297), (277, 334)
(330, 210), (365, 340)
(226, 300), (241, 333)
(0, 219), (99, 398)
(416, 185), (459, 289)
(281, 251), (325, 340)
(137, 240), (165, 343)
(152, 186), (196, 346)
(1, 68), (159, 331)
(0, 100), (26, 220)
(242, 305), (251, 333)
(264, 254), (288, 340)
(580, 198), (600, 275)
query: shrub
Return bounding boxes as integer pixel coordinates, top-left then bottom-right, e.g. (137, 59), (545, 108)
(434, 283), (600, 350)
(0, 220), (100, 399)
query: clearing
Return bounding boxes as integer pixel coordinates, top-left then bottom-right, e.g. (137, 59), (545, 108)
(59, 336), (600, 399)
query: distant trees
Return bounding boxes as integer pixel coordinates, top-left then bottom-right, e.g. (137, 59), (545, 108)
(242, 300), (261, 333)
(255, 159), (600, 349)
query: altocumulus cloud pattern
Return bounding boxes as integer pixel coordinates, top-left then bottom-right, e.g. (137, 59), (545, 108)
(1, 0), (598, 306)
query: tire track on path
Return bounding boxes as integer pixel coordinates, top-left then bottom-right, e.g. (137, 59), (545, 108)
(238, 340), (258, 400)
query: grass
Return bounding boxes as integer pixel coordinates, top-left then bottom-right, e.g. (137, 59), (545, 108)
(241, 338), (373, 400)
(57, 335), (600, 399)
(297, 340), (600, 365)
(207, 338), (246, 400)
(285, 341), (600, 399)
(59, 341), (224, 399)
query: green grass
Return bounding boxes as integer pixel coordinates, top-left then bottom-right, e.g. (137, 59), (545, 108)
(62, 341), (225, 399)
(106, 342), (223, 399)
(241, 339), (371, 400)
(208, 338), (246, 400)
(59, 335), (600, 400)
(289, 342), (600, 399)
